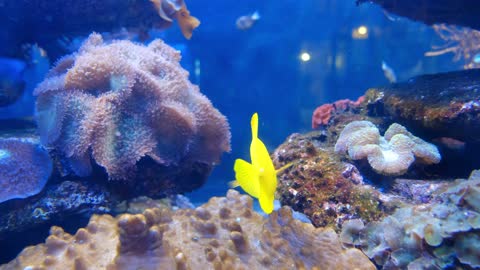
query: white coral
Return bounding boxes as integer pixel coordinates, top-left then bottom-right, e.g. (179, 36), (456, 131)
(334, 121), (441, 175)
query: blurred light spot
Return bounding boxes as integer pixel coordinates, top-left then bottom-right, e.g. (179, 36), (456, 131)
(300, 52), (311, 62)
(352, 25), (369, 39)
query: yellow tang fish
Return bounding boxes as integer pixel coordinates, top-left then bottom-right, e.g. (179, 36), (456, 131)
(230, 113), (291, 214)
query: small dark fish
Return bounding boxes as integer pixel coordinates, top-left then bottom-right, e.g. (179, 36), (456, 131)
(236, 11), (260, 31)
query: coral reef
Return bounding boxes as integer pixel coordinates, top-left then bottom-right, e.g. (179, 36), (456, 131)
(334, 121), (441, 176)
(35, 33), (230, 181)
(311, 96), (365, 129)
(341, 170), (480, 269)
(1, 190), (375, 270)
(272, 132), (386, 229)
(0, 137), (52, 203)
(426, 24), (480, 69)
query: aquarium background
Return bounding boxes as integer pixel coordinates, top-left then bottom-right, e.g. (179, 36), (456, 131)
(0, 0), (475, 267)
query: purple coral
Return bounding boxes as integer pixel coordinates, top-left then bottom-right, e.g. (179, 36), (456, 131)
(0, 138), (53, 203)
(34, 33), (231, 179)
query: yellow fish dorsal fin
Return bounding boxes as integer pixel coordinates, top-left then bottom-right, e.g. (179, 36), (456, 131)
(234, 158), (260, 198)
(251, 112), (259, 139)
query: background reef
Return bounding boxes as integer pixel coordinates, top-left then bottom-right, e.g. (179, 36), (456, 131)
(1, 0), (480, 269)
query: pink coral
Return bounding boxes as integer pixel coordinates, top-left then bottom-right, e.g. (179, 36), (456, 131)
(312, 96), (365, 129)
(34, 33), (231, 180)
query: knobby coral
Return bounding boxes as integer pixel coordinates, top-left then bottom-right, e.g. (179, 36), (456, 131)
(341, 170), (480, 269)
(34, 33), (231, 180)
(0, 138), (52, 203)
(2, 190), (375, 270)
(335, 121), (440, 175)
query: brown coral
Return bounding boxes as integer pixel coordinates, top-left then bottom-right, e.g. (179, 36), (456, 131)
(2, 190), (375, 270)
(34, 33), (230, 180)
(335, 121), (440, 175)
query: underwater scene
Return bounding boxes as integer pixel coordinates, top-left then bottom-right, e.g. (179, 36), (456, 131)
(1, 0), (480, 269)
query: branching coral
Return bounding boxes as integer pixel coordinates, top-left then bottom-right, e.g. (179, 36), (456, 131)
(334, 121), (440, 175)
(0, 138), (52, 203)
(2, 190), (375, 270)
(34, 33), (231, 180)
(426, 24), (480, 69)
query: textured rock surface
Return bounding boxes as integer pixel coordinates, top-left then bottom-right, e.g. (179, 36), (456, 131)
(1, 190), (375, 270)
(0, 180), (112, 239)
(35, 33), (230, 184)
(272, 132), (386, 229)
(356, 0), (480, 31)
(365, 69), (480, 144)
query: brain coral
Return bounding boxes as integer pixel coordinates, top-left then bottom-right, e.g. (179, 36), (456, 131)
(2, 190), (375, 270)
(0, 138), (53, 203)
(34, 33), (230, 179)
(334, 121), (440, 175)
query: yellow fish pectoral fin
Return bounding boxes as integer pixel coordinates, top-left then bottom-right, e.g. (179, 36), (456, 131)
(259, 191), (274, 214)
(276, 162), (294, 174)
(234, 158), (260, 198)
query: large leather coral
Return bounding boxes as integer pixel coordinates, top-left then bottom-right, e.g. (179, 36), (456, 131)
(34, 33), (230, 179)
(2, 190), (375, 270)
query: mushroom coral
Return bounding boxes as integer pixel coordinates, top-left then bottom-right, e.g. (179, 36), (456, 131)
(334, 121), (440, 175)
(34, 33), (231, 180)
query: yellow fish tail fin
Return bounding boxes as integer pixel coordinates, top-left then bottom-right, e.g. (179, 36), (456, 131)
(234, 158), (259, 198)
(259, 191), (274, 214)
(251, 112), (259, 139)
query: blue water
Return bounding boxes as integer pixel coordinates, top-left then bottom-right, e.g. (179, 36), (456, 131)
(0, 0), (470, 266)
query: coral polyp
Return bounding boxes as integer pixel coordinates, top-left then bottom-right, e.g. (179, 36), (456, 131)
(34, 33), (231, 180)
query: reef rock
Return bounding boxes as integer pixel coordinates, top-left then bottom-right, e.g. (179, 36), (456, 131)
(365, 69), (480, 144)
(356, 0), (480, 31)
(272, 132), (386, 229)
(334, 121), (441, 176)
(1, 190), (375, 270)
(34, 33), (230, 192)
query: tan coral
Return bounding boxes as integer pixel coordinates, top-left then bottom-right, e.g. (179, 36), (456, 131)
(2, 190), (375, 270)
(34, 33), (230, 180)
(335, 121), (440, 175)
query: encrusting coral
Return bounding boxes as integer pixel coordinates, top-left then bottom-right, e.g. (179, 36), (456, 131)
(0, 137), (52, 203)
(341, 170), (480, 269)
(1, 190), (375, 270)
(334, 121), (440, 175)
(34, 33), (230, 180)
